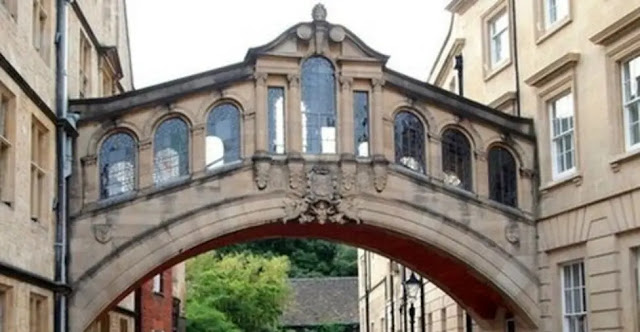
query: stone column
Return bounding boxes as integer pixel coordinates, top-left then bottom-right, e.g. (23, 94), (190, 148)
(428, 134), (441, 178)
(371, 78), (385, 157)
(138, 139), (153, 189)
(254, 73), (268, 154)
(339, 76), (354, 156)
(81, 155), (99, 203)
(287, 74), (302, 154)
(191, 124), (206, 174)
(475, 150), (488, 197)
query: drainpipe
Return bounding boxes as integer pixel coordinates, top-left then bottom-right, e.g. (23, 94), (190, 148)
(454, 55), (464, 97)
(54, 0), (73, 332)
(365, 252), (370, 332)
(389, 263), (394, 332)
(419, 277), (425, 332)
(510, 0), (522, 116)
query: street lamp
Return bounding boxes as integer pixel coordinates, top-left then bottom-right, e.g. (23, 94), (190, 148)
(404, 272), (421, 332)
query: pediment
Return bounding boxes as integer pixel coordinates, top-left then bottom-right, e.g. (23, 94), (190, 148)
(244, 5), (389, 64)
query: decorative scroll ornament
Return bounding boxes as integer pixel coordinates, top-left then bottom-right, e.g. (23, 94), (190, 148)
(505, 221), (520, 245)
(282, 165), (361, 225)
(93, 224), (112, 244)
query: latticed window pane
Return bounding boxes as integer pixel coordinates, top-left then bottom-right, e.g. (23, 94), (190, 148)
(489, 11), (509, 66)
(623, 55), (640, 149)
(441, 129), (472, 191)
(545, 0), (569, 27)
(354, 91), (370, 157)
(562, 261), (587, 332)
(394, 111), (425, 173)
(488, 147), (517, 207)
(550, 93), (575, 177)
(153, 118), (189, 185)
(206, 103), (240, 169)
(100, 133), (136, 198)
(268, 87), (285, 154)
(301, 57), (336, 154)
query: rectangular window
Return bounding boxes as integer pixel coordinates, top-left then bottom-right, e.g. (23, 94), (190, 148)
(505, 313), (515, 332)
(32, 0), (48, 58)
(622, 55), (640, 150)
(31, 118), (48, 222)
(353, 91), (370, 157)
(427, 312), (433, 332)
(267, 87), (285, 154)
(120, 318), (129, 332)
(441, 308), (447, 332)
(544, 0), (569, 28)
(152, 274), (163, 294)
(29, 293), (47, 332)
(79, 33), (92, 98)
(562, 261), (587, 332)
(0, 92), (12, 203)
(489, 11), (510, 67)
(549, 93), (575, 178)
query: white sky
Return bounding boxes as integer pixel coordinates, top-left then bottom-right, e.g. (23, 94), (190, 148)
(126, 1), (451, 88)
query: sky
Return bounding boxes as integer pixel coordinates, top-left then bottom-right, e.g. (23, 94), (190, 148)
(126, 0), (452, 88)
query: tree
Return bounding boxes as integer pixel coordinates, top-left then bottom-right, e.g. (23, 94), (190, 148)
(217, 239), (357, 278)
(186, 253), (291, 332)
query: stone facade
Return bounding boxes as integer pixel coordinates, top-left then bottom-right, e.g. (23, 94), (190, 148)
(0, 1), (183, 332)
(66, 5), (538, 332)
(361, 1), (640, 332)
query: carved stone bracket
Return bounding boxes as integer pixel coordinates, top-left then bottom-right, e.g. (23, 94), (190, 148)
(287, 74), (300, 89)
(254, 72), (268, 86)
(372, 157), (389, 193)
(81, 155), (98, 166)
(282, 165), (361, 225)
(505, 221), (520, 245)
(253, 154), (271, 190)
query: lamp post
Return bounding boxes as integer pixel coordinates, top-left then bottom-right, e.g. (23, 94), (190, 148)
(404, 272), (421, 332)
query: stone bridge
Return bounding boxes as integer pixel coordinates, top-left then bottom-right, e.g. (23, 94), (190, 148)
(68, 7), (539, 332)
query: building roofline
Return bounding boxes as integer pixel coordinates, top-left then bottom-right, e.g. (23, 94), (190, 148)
(427, 12), (455, 83)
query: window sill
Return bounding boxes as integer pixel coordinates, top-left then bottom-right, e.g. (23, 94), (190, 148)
(153, 291), (165, 297)
(536, 17), (572, 45)
(609, 148), (640, 172)
(484, 59), (512, 82)
(540, 171), (583, 195)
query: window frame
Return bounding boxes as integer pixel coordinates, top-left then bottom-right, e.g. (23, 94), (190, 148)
(300, 56), (338, 155)
(99, 131), (138, 200)
(621, 54), (640, 151)
(206, 102), (242, 170)
(152, 273), (163, 294)
(548, 92), (576, 179)
(489, 11), (509, 67)
(543, 0), (570, 29)
(560, 261), (587, 332)
(267, 86), (286, 154)
(353, 90), (370, 158)
(481, 0), (512, 80)
(441, 128), (473, 191)
(30, 117), (49, 222)
(29, 292), (47, 332)
(0, 86), (14, 205)
(393, 110), (426, 174)
(153, 117), (190, 186)
(488, 145), (518, 207)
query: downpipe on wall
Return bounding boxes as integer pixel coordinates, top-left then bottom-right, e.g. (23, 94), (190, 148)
(55, 0), (77, 331)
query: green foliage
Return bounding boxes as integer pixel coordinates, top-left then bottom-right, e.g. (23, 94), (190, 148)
(217, 239), (357, 278)
(186, 253), (291, 332)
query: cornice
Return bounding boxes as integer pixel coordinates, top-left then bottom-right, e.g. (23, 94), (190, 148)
(590, 7), (640, 46)
(445, 0), (478, 14)
(524, 52), (580, 87)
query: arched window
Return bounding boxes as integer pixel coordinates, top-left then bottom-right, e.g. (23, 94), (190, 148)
(394, 111), (425, 173)
(206, 103), (240, 169)
(488, 146), (517, 207)
(441, 129), (472, 190)
(301, 56), (336, 154)
(100, 132), (136, 199)
(153, 118), (189, 185)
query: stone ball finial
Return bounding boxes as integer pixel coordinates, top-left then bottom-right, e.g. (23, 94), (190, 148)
(312, 3), (327, 21)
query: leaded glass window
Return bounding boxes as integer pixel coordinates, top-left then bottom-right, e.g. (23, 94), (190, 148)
(354, 91), (370, 157)
(488, 146), (517, 207)
(394, 111), (425, 173)
(441, 129), (473, 190)
(301, 56), (336, 154)
(100, 132), (136, 199)
(268, 87), (285, 154)
(153, 118), (189, 185)
(206, 103), (240, 169)
(550, 93), (575, 178)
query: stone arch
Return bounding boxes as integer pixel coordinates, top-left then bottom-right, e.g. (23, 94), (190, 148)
(484, 135), (533, 169)
(436, 120), (484, 152)
(69, 193), (539, 332)
(142, 108), (195, 139)
(197, 94), (249, 125)
(86, 121), (142, 157)
(390, 102), (435, 129)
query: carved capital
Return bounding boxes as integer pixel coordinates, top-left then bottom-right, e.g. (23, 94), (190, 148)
(372, 78), (385, 91)
(287, 74), (300, 89)
(339, 76), (353, 90)
(81, 155), (98, 166)
(253, 155), (271, 190)
(519, 167), (536, 179)
(254, 72), (268, 87)
(139, 139), (152, 151)
(191, 124), (206, 135)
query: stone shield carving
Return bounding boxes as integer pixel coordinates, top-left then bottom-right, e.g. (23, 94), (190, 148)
(373, 163), (388, 192)
(93, 224), (112, 244)
(505, 221), (520, 245)
(282, 165), (361, 225)
(254, 160), (270, 190)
